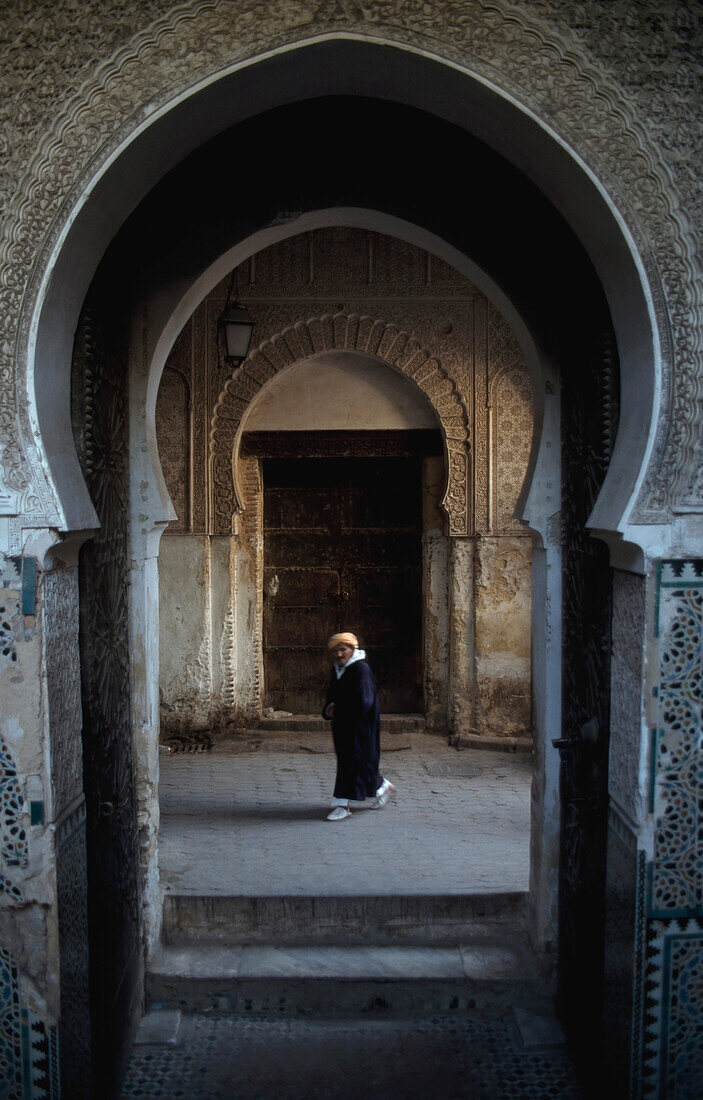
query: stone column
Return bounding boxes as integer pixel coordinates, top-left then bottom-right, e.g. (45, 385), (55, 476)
(231, 455), (263, 723)
(447, 536), (475, 737)
(208, 534), (235, 731)
(129, 542), (164, 955)
(422, 456), (449, 731)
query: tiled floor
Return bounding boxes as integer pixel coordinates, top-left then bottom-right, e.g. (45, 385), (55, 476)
(122, 1011), (581, 1099)
(158, 734), (532, 896)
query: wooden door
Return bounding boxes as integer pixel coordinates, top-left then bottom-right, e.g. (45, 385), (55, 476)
(263, 457), (422, 713)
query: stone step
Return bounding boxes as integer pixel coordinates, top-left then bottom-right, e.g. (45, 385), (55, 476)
(212, 714), (428, 753)
(147, 940), (546, 1018)
(162, 892), (528, 947)
(252, 714), (426, 733)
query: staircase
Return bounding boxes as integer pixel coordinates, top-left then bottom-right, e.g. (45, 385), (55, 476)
(147, 890), (550, 1018)
(148, 734), (547, 1021)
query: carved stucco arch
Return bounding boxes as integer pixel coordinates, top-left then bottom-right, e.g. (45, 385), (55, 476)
(1, 1), (700, 552)
(210, 314), (470, 535)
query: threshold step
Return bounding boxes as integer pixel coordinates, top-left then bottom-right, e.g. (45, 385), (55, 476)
(163, 892), (528, 947)
(147, 941), (543, 1017)
(253, 714), (425, 733)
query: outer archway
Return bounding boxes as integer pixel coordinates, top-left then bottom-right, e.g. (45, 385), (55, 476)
(4, 19), (687, 1099)
(16, 33), (674, 556)
(70, 84), (626, 1095)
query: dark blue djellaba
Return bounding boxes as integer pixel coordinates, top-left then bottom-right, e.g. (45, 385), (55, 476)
(322, 658), (383, 801)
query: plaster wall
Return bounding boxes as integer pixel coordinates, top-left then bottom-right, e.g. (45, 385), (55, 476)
(245, 352), (438, 431)
(609, 569), (649, 829)
(158, 535), (211, 733)
(474, 536), (532, 737)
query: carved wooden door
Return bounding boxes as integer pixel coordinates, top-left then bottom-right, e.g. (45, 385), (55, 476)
(263, 457), (422, 713)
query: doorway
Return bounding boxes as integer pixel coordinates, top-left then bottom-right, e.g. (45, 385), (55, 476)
(263, 454), (423, 714)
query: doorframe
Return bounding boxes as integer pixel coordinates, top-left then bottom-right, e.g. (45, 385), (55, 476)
(240, 430), (442, 719)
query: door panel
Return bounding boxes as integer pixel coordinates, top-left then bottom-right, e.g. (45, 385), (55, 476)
(263, 457), (422, 713)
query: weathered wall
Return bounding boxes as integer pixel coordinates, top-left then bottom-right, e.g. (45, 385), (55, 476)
(474, 538), (532, 736)
(158, 535), (211, 733)
(156, 228), (534, 737)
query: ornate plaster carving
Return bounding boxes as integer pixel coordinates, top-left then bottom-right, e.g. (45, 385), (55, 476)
(210, 313), (470, 535)
(43, 567), (83, 818)
(0, 0), (701, 535)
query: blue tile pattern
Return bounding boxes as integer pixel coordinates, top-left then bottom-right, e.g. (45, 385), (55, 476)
(122, 1013), (580, 1099)
(0, 736), (27, 875)
(23, 1010), (60, 1100)
(640, 561), (703, 1099)
(0, 948), (22, 1100)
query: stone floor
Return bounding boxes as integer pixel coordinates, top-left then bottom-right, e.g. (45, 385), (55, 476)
(158, 733), (532, 896)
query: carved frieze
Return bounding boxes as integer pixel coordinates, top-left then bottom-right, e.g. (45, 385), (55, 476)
(489, 312), (533, 534)
(155, 365), (190, 530)
(210, 314), (471, 535)
(43, 567), (83, 817)
(0, 0), (700, 539)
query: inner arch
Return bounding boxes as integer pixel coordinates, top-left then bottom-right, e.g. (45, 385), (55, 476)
(241, 351), (441, 432)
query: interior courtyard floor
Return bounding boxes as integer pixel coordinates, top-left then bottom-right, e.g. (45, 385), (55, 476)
(121, 734), (585, 1096)
(157, 732), (532, 897)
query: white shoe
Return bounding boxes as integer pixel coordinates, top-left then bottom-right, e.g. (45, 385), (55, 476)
(373, 780), (396, 808)
(326, 805), (351, 821)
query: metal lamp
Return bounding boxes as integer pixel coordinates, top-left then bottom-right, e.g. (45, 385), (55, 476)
(219, 300), (254, 366)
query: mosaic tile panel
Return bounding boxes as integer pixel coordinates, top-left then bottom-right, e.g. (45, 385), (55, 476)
(651, 561), (703, 919)
(23, 1010), (60, 1100)
(642, 918), (703, 1100)
(639, 561), (703, 1100)
(0, 948), (22, 1100)
(0, 737), (27, 872)
(122, 1013), (580, 1099)
(0, 951), (60, 1100)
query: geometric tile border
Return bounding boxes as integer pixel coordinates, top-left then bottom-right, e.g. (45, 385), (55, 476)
(640, 561), (703, 1099)
(650, 561), (703, 918)
(0, 947), (23, 1100)
(642, 919), (703, 1100)
(0, 948), (60, 1100)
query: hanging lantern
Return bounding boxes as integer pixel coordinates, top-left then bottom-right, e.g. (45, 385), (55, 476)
(219, 301), (254, 365)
